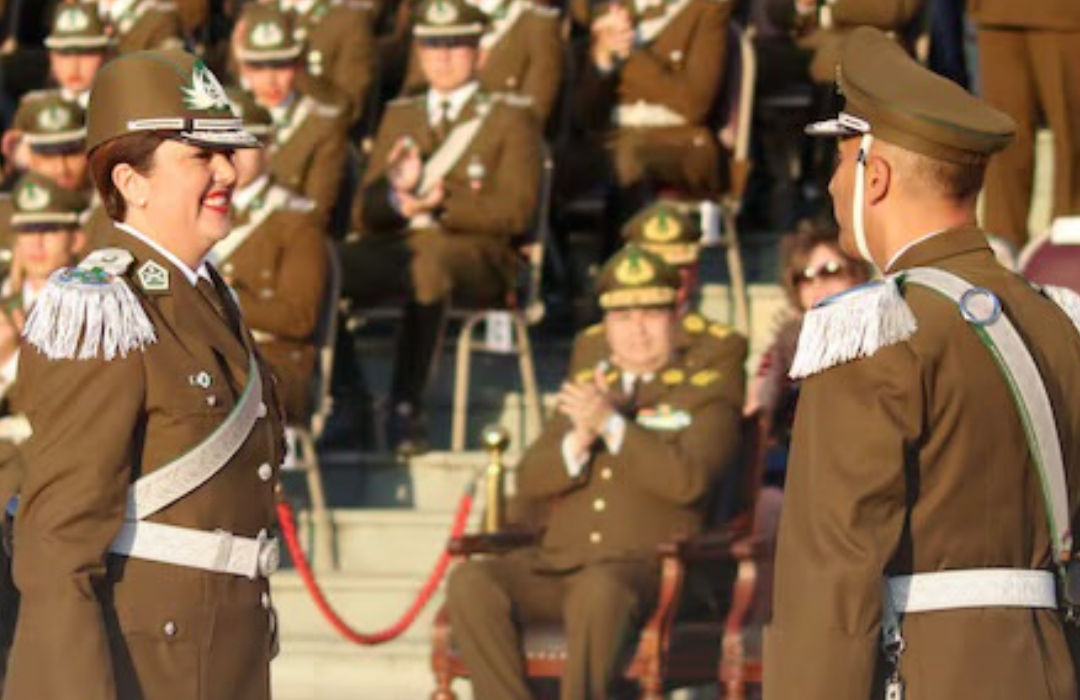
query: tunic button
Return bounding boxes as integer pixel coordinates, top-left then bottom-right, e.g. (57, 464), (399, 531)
(163, 621), (178, 637)
(600, 468), (613, 481)
(223, 263), (234, 275)
(206, 395), (218, 407)
(258, 463), (273, 482)
(589, 532), (602, 544)
(593, 499), (606, 512)
(257, 401), (268, 418)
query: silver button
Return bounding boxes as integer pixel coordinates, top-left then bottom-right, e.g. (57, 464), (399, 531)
(258, 288), (274, 300)
(589, 532), (602, 544)
(593, 499), (606, 512)
(257, 402), (268, 418)
(222, 262), (235, 275)
(257, 463), (273, 482)
(261, 269), (272, 279)
(163, 621), (177, 637)
(600, 468), (613, 481)
(206, 395), (218, 407)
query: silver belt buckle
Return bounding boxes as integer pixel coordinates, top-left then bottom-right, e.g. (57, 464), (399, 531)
(256, 529), (280, 578)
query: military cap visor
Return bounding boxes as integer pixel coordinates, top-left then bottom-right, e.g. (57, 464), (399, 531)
(805, 27), (1015, 164)
(87, 50), (259, 154)
(45, 36), (112, 51)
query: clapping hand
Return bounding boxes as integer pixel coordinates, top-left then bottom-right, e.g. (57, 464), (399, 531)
(558, 367), (617, 454)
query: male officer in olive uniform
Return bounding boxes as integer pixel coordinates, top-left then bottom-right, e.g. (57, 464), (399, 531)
(44, 2), (114, 109)
(277, 0), (378, 125)
(342, 0), (542, 452)
(235, 3), (349, 230)
(969, 0), (1080, 247)
(4, 49), (285, 700)
(766, 28), (1080, 700)
(213, 88), (327, 425)
(97, 0), (185, 53)
(446, 244), (746, 700)
(402, 0), (563, 127)
(571, 200), (742, 386)
(562, 0), (732, 226)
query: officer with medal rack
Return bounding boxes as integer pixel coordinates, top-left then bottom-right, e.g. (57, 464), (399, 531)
(445, 244), (746, 700)
(342, 0), (542, 453)
(766, 28), (1080, 700)
(4, 50), (285, 700)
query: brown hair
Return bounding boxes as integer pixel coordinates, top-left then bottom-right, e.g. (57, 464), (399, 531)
(88, 132), (168, 221)
(778, 218), (871, 308)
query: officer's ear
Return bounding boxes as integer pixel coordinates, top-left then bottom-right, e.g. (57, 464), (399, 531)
(864, 150), (893, 206)
(111, 161), (151, 213)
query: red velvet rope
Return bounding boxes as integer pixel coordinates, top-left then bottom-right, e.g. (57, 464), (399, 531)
(275, 485), (475, 645)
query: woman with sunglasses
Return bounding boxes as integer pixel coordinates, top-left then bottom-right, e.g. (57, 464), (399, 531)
(5, 50), (284, 700)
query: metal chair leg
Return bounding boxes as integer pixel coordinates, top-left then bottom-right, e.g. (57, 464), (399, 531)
(722, 198), (750, 336)
(297, 428), (336, 572)
(512, 312), (542, 447)
(451, 313), (484, 451)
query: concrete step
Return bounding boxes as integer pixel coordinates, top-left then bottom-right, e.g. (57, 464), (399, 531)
(288, 508), (483, 576)
(272, 571), (448, 646)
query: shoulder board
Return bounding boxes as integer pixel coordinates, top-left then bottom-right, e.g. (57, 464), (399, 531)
(312, 100), (343, 119)
(333, 0), (374, 11)
(150, 1), (179, 11)
(682, 313), (706, 334)
(584, 323), (603, 336)
(271, 185), (317, 213)
(23, 248), (156, 361)
(788, 277), (917, 380)
(707, 322), (734, 340)
(490, 92), (534, 109)
(1040, 284), (1080, 337)
(387, 94), (425, 108)
(19, 89), (54, 104)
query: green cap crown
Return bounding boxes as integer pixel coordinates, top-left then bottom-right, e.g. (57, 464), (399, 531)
(414, 0), (486, 39)
(11, 172), (89, 231)
(596, 244), (681, 310)
(46, 2), (111, 51)
(621, 200), (701, 267)
(14, 92), (87, 151)
(236, 4), (304, 64)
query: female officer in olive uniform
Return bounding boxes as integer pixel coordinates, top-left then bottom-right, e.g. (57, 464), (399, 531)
(4, 50), (285, 700)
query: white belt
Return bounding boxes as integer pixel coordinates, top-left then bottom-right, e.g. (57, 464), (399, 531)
(612, 101), (688, 128)
(110, 520), (280, 579)
(886, 569), (1057, 614)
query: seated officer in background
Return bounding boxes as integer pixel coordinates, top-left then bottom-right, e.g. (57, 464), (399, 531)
(235, 3), (349, 230)
(274, 0), (377, 126)
(401, 0), (563, 127)
(96, 0), (185, 53)
(342, 0), (542, 453)
(44, 2), (114, 109)
(561, 0), (732, 230)
(446, 244), (746, 700)
(767, 28), (1080, 700)
(0, 173), (88, 691)
(571, 200), (744, 386)
(212, 88), (328, 425)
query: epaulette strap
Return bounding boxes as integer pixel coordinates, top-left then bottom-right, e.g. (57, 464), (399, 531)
(313, 101), (343, 118)
(1042, 285), (1080, 337)
(530, 4), (560, 17)
(789, 277), (917, 379)
(492, 92), (534, 109)
(23, 249), (156, 361)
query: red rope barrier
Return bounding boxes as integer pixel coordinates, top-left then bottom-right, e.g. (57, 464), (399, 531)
(276, 484), (475, 645)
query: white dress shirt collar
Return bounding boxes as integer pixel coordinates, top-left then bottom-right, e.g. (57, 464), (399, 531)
(114, 222), (211, 287)
(426, 81), (480, 126)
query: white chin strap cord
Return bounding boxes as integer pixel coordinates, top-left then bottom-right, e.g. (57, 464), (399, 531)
(853, 133), (875, 264)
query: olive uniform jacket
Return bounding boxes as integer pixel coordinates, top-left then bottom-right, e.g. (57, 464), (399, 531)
(575, 0), (731, 132)
(968, 0), (1080, 29)
(4, 226), (285, 700)
(515, 318), (747, 572)
(402, 1), (563, 126)
(766, 228), (1080, 700)
(354, 88), (542, 243)
(112, 0), (186, 54)
(292, 0), (377, 124)
(215, 180), (327, 425)
(268, 93), (348, 230)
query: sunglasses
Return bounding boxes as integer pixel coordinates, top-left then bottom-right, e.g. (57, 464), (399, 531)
(792, 259), (850, 286)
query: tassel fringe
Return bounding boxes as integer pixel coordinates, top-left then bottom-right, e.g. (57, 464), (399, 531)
(24, 267), (156, 361)
(1043, 285), (1080, 337)
(789, 278), (918, 379)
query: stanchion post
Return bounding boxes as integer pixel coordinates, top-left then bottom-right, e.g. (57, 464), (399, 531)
(481, 425), (511, 533)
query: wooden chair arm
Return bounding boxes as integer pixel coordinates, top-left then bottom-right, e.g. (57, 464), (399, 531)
(447, 531), (540, 556)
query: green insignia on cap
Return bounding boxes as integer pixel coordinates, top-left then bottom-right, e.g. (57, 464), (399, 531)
(427, 0), (460, 25)
(37, 105), (72, 132)
(136, 260), (170, 292)
(56, 6), (91, 32)
(250, 21), (285, 49)
(644, 211), (680, 243)
(614, 248), (655, 286)
(181, 60), (231, 112)
(16, 182), (50, 212)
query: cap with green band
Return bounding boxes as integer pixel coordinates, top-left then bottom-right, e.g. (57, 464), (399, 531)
(46, 2), (111, 51)
(596, 244), (681, 311)
(14, 92), (87, 152)
(10, 172), (89, 232)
